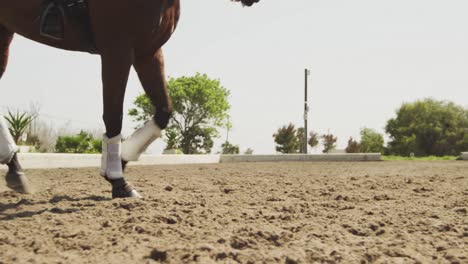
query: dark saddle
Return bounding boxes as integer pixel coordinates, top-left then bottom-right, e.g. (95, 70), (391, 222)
(39, 0), (96, 53)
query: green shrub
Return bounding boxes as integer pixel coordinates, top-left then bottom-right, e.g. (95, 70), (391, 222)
(360, 128), (384, 153)
(222, 141), (240, 154)
(4, 110), (35, 144)
(386, 98), (468, 156)
(55, 131), (102, 154)
(345, 137), (361, 153)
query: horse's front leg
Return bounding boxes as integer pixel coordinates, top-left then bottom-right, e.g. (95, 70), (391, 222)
(100, 49), (141, 199)
(0, 25), (31, 193)
(0, 117), (32, 194)
(121, 49), (172, 166)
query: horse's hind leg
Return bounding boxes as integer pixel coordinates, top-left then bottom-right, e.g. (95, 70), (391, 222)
(121, 49), (172, 164)
(0, 25), (14, 79)
(0, 26), (31, 193)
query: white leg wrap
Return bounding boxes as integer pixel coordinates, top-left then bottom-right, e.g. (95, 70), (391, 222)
(121, 120), (161, 161)
(0, 116), (18, 164)
(101, 134), (123, 180)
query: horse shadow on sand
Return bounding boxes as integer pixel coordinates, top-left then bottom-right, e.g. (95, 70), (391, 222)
(0, 194), (111, 220)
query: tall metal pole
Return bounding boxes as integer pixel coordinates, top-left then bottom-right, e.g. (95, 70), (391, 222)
(304, 69), (310, 154)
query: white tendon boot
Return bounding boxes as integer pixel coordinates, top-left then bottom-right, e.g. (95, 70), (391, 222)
(122, 120), (161, 162)
(1, 116), (32, 193)
(0, 116), (17, 164)
(101, 134), (141, 198)
(101, 134), (124, 179)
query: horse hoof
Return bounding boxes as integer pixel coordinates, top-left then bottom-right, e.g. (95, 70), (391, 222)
(116, 189), (142, 199)
(5, 171), (33, 194)
(113, 186), (142, 199)
(109, 178), (142, 199)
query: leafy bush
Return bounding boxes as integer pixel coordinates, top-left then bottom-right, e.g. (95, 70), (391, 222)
(25, 134), (41, 150)
(308, 131), (319, 149)
(360, 128), (384, 153)
(273, 124), (320, 153)
(27, 120), (59, 153)
(345, 137), (361, 153)
(386, 98), (468, 156)
(321, 133), (338, 153)
(273, 123), (300, 153)
(55, 131), (102, 154)
(4, 111), (35, 144)
(164, 127), (181, 150)
(221, 141), (240, 154)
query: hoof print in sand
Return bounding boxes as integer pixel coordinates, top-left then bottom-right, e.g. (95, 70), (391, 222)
(148, 248), (167, 262)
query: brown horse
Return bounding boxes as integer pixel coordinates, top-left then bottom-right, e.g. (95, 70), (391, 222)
(0, 0), (260, 198)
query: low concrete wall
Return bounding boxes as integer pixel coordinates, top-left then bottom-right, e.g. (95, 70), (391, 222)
(461, 152), (468, 160)
(220, 153), (381, 163)
(136, 155), (220, 165)
(17, 153), (220, 169)
(17, 153), (101, 169)
(15, 153), (381, 169)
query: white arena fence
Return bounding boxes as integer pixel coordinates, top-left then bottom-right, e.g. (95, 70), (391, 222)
(11, 153), (385, 169)
(461, 152), (468, 160)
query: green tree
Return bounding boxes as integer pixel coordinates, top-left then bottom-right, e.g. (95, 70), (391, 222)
(127, 96), (154, 123)
(321, 133), (337, 153)
(273, 123), (300, 153)
(4, 110), (35, 144)
(386, 98), (468, 156)
(55, 131), (102, 154)
(221, 141), (240, 154)
(308, 131), (319, 149)
(180, 125), (216, 154)
(129, 73), (231, 154)
(345, 137), (361, 153)
(360, 128), (384, 153)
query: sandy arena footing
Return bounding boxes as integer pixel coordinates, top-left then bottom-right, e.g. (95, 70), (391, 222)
(0, 161), (466, 263)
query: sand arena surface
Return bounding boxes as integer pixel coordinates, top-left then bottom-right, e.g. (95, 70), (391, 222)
(0, 161), (466, 264)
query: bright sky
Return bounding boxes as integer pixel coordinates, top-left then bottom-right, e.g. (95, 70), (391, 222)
(1, 0), (467, 154)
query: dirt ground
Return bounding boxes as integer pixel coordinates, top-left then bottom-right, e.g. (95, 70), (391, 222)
(0, 161), (466, 264)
